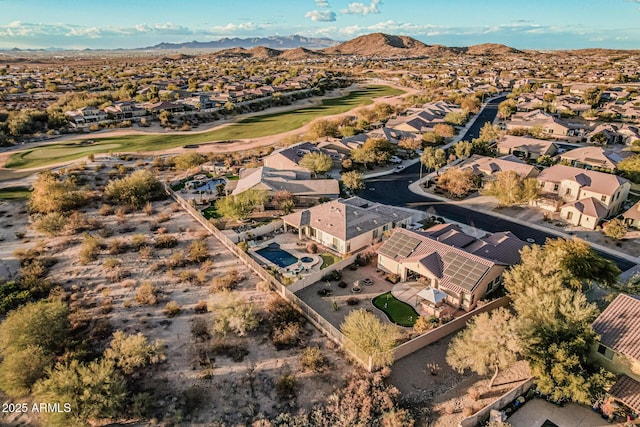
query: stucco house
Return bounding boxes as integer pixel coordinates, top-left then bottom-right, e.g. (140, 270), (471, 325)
(460, 154), (538, 179)
(282, 197), (413, 255)
(263, 142), (344, 172)
(231, 166), (339, 206)
(534, 165), (630, 229)
(376, 224), (527, 313)
(496, 135), (558, 160)
(591, 294), (640, 415)
(558, 146), (634, 173)
(623, 201), (640, 228)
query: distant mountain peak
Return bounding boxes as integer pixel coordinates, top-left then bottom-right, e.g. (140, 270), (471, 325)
(143, 35), (338, 51)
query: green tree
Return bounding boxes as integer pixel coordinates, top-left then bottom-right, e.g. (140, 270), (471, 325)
(172, 151), (206, 170)
(438, 167), (479, 197)
(481, 171), (539, 206)
(617, 154), (640, 183)
(433, 123), (455, 138)
(603, 218), (628, 240)
(498, 99), (517, 119)
(420, 147), (446, 180)
(29, 171), (87, 214)
(0, 345), (52, 397)
(299, 151), (333, 177)
(453, 140), (473, 160)
(104, 331), (165, 375)
(105, 169), (164, 209)
(307, 119), (339, 140)
(341, 309), (398, 367)
(341, 171), (365, 192)
(158, 110), (172, 126)
(273, 190), (297, 213)
(397, 137), (422, 154)
(215, 189), (268, 221)
(34, 358), (128, 427)
(477, 122), (501, 143)
(211, 291), (259, 337)
(447, 308), (521, 387)
(444, 111), (469, 126)
(0, 300), (70, 356)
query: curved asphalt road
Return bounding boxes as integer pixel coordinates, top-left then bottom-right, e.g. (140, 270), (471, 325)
(360, 96), (635, 271)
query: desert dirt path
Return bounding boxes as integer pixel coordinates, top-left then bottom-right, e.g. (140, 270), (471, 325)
(0, 81), (418, 182)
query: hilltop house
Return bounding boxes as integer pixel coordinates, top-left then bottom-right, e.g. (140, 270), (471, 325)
(281, 197), (413, 255)
(591, 294), (640, 415)
(231, 166), (339, 206)
(534, 164), (630, 229)
(496, 135), (558, 160)
(377, 224), (527, 314)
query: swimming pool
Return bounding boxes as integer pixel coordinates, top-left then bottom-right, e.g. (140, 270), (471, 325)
(256, 243), (299, 268)
(194, 178), (225, 192)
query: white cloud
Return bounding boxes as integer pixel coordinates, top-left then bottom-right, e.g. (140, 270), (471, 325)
(314, 0), (330, 7)
(210, 22), (260, 32)
(340, 0), (381, 15)
(304, 10), (336, 22)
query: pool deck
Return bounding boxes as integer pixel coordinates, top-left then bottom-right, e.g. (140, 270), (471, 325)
(248, 232), (325, 277)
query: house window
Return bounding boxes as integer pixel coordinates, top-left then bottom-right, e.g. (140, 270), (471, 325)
(565, 188), (572, 195)
(597, 344), (614, 360)
(567, 211), (574, 220)
(601, 195), (607, 203)
(373, 229), (379, 239)
(553, 183), (559, 191)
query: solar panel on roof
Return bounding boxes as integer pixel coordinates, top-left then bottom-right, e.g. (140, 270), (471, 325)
(378, 233), (421, 258)
(442, 252), (489, 291)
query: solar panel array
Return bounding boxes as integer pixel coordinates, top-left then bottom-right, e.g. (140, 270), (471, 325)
(442, 252), (489, 291)
(378, 233), (421, 259)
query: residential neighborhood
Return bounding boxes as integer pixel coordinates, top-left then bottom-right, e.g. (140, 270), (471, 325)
(2, 10), (640, 427)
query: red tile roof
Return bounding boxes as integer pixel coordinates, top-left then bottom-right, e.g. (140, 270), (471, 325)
(592, 294), (640, 361)
(609, 375), (640, 413)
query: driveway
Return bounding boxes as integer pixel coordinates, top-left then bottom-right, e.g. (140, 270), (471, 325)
(508, 399), (608, 427)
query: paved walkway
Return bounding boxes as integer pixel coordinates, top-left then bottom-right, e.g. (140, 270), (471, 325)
(508, 399), (608, 427)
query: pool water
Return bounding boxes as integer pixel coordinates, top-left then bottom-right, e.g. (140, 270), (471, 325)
(300, 257), (314, 263)
(256, 243), (299, 268)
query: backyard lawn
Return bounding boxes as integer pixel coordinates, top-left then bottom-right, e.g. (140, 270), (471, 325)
(0, 186), (31, 200)
(373, 292), (419, 327)
(6, 85), (404, 169)
(320, 253), (341, 269)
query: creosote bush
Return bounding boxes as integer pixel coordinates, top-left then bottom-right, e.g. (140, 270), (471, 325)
(210, 269), (243, 293)
(163, 301), (181, 317)
(135, 281), (159, 305)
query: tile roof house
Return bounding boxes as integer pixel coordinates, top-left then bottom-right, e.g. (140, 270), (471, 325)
(496, 135), (558, 160)
(460, 154), (539, 179)
(534, 164), (630, 229)
(505, 111), (586, 142)
(65, 105), (109, 125)
(623, 200), (640, 229)
(377, 224), (527, 313)
(231, 166), (339, 205)
(591, 294), (640, 413)
(282, 197), (414, 255)
(263, 142), (344, 172)
(558, 146), (634, 172)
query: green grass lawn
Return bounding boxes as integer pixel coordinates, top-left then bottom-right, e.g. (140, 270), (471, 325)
(372, 292), (419, 327)
(0, 186), (31, 200)
(319, 253), (341, 269)
(6, 85), (404, 170)
(201, 205), (221, 219)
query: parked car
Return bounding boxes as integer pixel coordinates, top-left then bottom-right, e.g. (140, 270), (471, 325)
(389, 156), (403, 164)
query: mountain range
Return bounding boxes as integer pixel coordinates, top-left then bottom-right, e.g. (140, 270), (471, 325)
(144, 35), (338, 50)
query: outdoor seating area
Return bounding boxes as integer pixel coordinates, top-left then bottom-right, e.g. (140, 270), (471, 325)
(248, 232), (325, 278)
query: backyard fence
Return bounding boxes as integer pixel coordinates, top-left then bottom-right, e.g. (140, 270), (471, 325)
(165, 184), (377, 371)
(458, 377), (535, 427)
(390, 296), (511, 363)
(166, 184), (512, 373)
(224, 219), (284, 244)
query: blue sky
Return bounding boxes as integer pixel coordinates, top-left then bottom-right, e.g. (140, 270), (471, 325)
(1, 0), (640, 50)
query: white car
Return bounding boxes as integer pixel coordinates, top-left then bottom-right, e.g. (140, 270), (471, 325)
(394, 165), (405, 172)
(389, 156), (403, 164)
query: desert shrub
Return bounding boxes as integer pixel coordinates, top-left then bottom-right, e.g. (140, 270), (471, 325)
(105, 169), (164, 209)
(115, 206), (128, 221)
(172, 151), (206, 170)
(317, 288), (332, 297)
(0, 345), (52, 397)
(346, 297), (359, 306)
(341, 309), (398, 367)
(130, 234), (148, 250)
(138, 245), (153, 260)
(134, 281), (159, 305)
(338, 281), (348, 288)
(190, 317), (210, 341)
(29, 171), (88, 214)
(237, 241), (249, 252)
(187, 239), (208, 263)
(102, 257), (121, 270)
(108, 238), (128, 255)
(104, 331), (165, 375)
(179, 270), (199, 284)
(163, 301), (181, 317)
(142, 201), (155, 216)
(209, 340), (249, 362)
(166, 251), (186, 268)
(33, 212), (67, 236)
(322, 270), (341, 281)
(299, 346), (327, 372)
(79, 234), (102, 264)
(210, 269), (243, 293)
(193, 300), (208, 314)
(154, 234), (178, 248)
(271, 322), (304, 350)
(306, 242), (318, 254)
(156, 212), (171, 223)
(276, 373), (297, 401)
(413, 315), (436, 334)
(265, 296), (302, 325)
(210, 292), (258, 337)
(99, 204), (115, 216)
